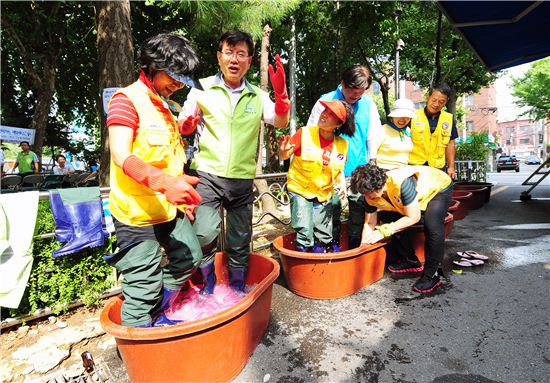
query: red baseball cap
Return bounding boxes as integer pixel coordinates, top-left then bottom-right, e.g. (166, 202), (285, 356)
(320, 100), (346, 122)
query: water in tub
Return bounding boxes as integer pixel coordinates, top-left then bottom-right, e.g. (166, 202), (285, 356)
(166, 284), (256, 322)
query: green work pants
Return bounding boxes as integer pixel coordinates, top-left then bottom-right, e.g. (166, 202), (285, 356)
(290, 192), (333, 247)
(108, 215), (202, 327)
(193, 171), (253, 270)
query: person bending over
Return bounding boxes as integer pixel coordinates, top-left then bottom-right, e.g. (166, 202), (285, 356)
(350, 163), (452, 293)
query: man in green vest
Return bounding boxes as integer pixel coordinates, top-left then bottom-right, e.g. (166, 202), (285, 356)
(180, 30), (290, 293)
(409, 84), (459, 179)
(13, 141), (39, 176)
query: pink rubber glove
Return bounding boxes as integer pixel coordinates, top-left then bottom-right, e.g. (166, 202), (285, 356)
(178, 115), (200, 135)
(122, 155), (202, 206)
(268, 54), (290, 115)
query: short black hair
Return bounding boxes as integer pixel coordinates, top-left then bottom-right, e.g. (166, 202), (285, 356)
(428, 83), (452, 98)
(342, 65), (372, 90)
(55, 154), (66, 161)
(337, 101), (356, 138)
(19, 141), (30, 146)
(218, 30), (254, 56)
(139, 33), (200, 78)
(350, 164), (387, 194)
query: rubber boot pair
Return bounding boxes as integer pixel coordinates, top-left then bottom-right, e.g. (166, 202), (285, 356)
(295, 244), (311, 253)
(50, 192), (107, 258)
(200, 263), (245, 294)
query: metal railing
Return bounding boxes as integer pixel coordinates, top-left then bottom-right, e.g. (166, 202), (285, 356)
(455, 160), (487, 182)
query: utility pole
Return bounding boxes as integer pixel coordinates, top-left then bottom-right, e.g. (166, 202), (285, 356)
(394, 3), (404, 99)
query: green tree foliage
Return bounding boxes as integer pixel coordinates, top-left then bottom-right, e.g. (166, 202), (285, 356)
(456, 131), (491, 161)
(1, 1), (99, 160)
(512, 58), (550, 120)
(271, 1), (397, 124)
(399, 2), (497, 116)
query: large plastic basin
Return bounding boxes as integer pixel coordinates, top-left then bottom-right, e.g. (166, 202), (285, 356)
(448, 199), (466, 220)
(273, 223), (387, 299)
(455, 181), (493, 202)
(100, 252), (279, 383)
(451, 190), (474, 214)
(452, 186), (486, 210)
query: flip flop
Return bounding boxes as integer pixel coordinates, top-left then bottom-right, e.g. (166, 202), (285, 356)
(452, 258), (485, 267)
(457, 250), (489, 261)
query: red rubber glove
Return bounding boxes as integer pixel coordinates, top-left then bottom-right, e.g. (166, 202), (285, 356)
(268, 54), (290, 115)
(178, 114), (200, 135)
(122, 155), (202, 206)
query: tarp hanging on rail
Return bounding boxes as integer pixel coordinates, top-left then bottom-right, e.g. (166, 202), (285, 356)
(437, 1), (550, 71)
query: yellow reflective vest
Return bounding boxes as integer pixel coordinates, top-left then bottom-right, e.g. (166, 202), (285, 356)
(287, 126), (348, 202)
(375, 124), (413, 170)
(409, 108), (453, 169)
(365, 166), (451, 215)
(109, 80), (187, 227)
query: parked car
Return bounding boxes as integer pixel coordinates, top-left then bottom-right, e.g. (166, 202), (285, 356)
(497, 155), (520, 172)
(525, 155), (542, 165)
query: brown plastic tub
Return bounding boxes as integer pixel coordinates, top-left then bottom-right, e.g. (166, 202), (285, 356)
(451, 190), (474, 214)
(273, 223), (387, 299)
(455, 181), (493, 202)
(100, 252), (279, 383)
(453, 185), (487, 209)
(447, 199), (466, 220)
(408, 212), (454, 263)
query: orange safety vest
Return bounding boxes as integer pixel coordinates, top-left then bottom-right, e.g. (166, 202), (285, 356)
(365, 166), (451, 214)
(409, 108), (453, 169)
(109, 80), (186, 226)
(287, 126), (347, 202)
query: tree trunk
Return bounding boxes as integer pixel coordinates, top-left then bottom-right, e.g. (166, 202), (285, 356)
(254, 24), (277, 220)
(96, 0), (134, 186)
(433, 10), (443, 86)
(446, 90), (457, 122)
(379, 80), (391, 119)
(31, 61), (57, 163)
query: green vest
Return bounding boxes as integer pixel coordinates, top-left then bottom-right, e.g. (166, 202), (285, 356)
(16, 151), (36, 173)
(191, 76), (264, 179)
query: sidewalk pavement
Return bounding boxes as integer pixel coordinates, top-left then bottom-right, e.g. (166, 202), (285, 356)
(3, 183), (549, 383)
(232, 183), (550, 383)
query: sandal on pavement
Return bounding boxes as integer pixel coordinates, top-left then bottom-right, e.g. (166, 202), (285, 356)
(453, 258), (484, 267)
(457, 250), (489, 261)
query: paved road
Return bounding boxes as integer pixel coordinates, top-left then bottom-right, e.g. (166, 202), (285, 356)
(488, 163), (549, 188)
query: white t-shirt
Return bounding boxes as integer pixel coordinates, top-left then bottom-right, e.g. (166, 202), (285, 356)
(53, 164), (75, 175)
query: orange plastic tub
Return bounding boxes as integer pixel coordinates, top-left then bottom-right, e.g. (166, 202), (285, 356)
(447, 199), (466, 220)
(100, 252), (279, 383)
(452, 190), (474, 214)
(273, 223), (387, 299)
(409, 212), (454, 263)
